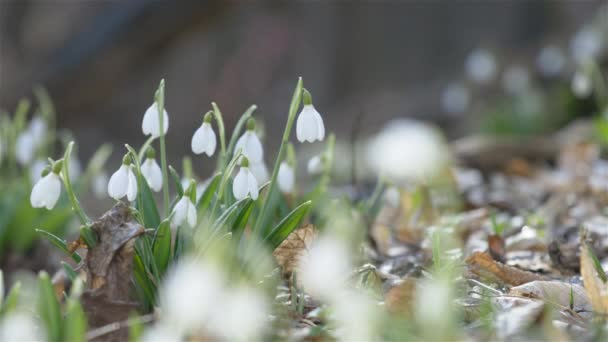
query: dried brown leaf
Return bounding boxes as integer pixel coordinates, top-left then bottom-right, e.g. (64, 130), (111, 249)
(580, 244), (608, 315)
(272, 224), (316, 281)
(466, 251), (549, 286)
(384, 278), (417, 316)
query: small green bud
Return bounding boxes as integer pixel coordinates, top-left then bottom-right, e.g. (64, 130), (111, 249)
(41, 166), (51, 177)
(122, 154), (131, 165)
(146, 147), (156, 159)
(246, 118), (256, 131)
(240, 156), (250, 168)
(204, 111), (213, 124)
(302, 89), (313, 105)
(52, 159), (64, 174)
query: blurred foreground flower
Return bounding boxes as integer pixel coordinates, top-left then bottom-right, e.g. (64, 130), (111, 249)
(30, 161), (62, 210)
(299, 235), (351, 299)
(108, 155), (138, 201)
(191, 112), (216, 157)
(0, 312), (45, 341)
(142, 103), (169, 138)
(367, 119), (449, 184)
(233, 157), (259, 200)
(296, 89), (325, 143)
(209, 286), (269, 340)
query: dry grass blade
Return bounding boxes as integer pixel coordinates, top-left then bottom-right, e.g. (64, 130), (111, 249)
(272, 224), (316, 282)
(580, 244), (608, 315)
(466, 251), (549, 286)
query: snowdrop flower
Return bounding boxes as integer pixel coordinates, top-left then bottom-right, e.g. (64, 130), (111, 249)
(250, 160), (269, 184)
(142, 102), (169, 138)
(502, 65), (530, 95)
(299, 235), (351, 299)
(171, 181), (197, 228)
(108, 155), (138, 201)
(191, 112), (216, 156)
(307, 155), (323, 175)
(0, 312), (45, 341)
(278, 161), (295, 193)
(332, 290), (379, 342)
(296, 89), (325, 143)
(367, 119), (449, 184)
(141, 324), (181, 342)
(161, 259), (224, 334)
(30, 161), (62, 210)
(30, 159), (47, 183)
(440, 82), (470, 115)
(140, 148), (163, 192)
(465, 48), (497, 84)
(28, 116), (47, 146)
(536, 45), (565, 77)
(570, 28), (602, 64)
(92, 171), (108, 199)
(415, 277), (454, 337)
(233, 157), (259, 200)
(235, 118), (263, 163)
(571, 70), (592, 98)
(15, 131), (35, 166)
(210, 287), (268, 340)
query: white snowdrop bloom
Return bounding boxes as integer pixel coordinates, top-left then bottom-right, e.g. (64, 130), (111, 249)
(0, 312), (45, 341)
(30, 169), (61, 210)
(299, 235), (351, 299)
(440, 82), (470, 115)
(571, 70), (593, 98)
(141, 324), (181, 342)
(142, 103), (169, 138)
(92, 172), (108, 199)
(161, 259), (224, 334)
(502, 65), (530, 95)
(15, 131), (35, 166)
(278, 162), (295, 193)
(332, 291), (379, 342)
(367, 119), (449, 184)
(191, 118), (216, 157)
(141, 158), (163, 192)
(28, 116), (47, 147)
(307, 155), (323, 175)
(465, 48), (497, 84)
(570, 28), (603, 64)
(171, 195), (197, 228)
(415, 278), (453, 334)
(233, 160), (259, 200)
(235, 129), (263, 163)
(30, 159), (47, 183)
(383, 186), (401, 208)
(250, 160), (269, 184)
(210, 287), (268, 340)
(296, 89), (325, 143)
(108, 158), (138, 201)
(536, 45), (565, 77)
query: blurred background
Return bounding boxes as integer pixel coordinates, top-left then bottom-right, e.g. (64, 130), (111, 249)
(0, 0), (605, 172)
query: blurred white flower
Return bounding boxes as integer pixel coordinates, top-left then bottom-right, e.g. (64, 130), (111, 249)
(570, 28), (603, 63)
(28, 117), (47, 146)
(571, 70), (592, 98)
(536, 45), (566, 77)
(15, 131), (35, 166)
(210, 287), (268, 340)
(161, 259), (224, 334)
(299, 235), (351, 299)
(191, 121), (216, 157)
(108, 162), (138, 201)
(296, 105), (325, 143)
(415, 278), (453, 335)
(250, 161), (269, 184)
(367, 119), (449, 184)
(30, 159), (47, 183)
(332, 291), (378, 342)
(440, 82), (470, 115)
(142, 103), (169, 138)
(307, 155), (323, 175)
(465, 48), (497, 84)
(141, 324), (181, 342)
(30, 169), (61, 210)
(141, 158), (163, 192)
(233, 161), (259, 200)
(502, 65), (530, 95)
(235, 130), (263, 163)
(383, 186), (401, 208)
(92, 172), (108, 199)
(0, 312), (45, 341)
(171, 195), (197, 228)
(278, 162), (295, 193)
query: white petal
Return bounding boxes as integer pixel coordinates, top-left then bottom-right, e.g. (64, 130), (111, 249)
(15, 132), (35, 166)
(126, 166), (139, 201)
(235, 131), (263, 163)
(192, 123), (216, 156)
(108, 165), (129, 200)
(141, 158), (163, 192)
(142, 103), (169, 138)
(250, 161), (269, 184)
(313, 108), (325, 141)
(296, 105), (319, 143)
(186, 200), (197, 228)
(30, 173), (61, 209)
(233, 168), (249, 200)
(171, 197), (188, 227)
(278, 162), (294, 193)
(246, 169), (259, 200)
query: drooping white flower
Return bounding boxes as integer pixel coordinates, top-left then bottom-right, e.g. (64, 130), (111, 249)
(440, 82), (470, 115)
(141, 158), (163, 192)
(142, 103), (169, 138)
(171, 195), (197, 228)
(465, 48), (497, 84)
(30, 168), (62, 210)
(278, 162), (294, 193)
(210, 287), (268, 340)
(191, 113), (216, 156)
(235, 128), (263, 163)
(367, 119), (449, 184)
(233, 158), (259, 200)
(296, 89), (325, 143)
(536, 45), (565, 77)
(250, 161), (269, 184)
(307, 155), (323, 175)
(571, 70), (592, 98)
(501, 65), (530, 95)
(15, 131), (35, 166)
(108, 157), (138, 201)
(299, 235), (351, 299)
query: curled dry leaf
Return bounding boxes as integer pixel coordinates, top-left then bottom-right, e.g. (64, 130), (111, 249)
(466, 251), (549, 286)
(272, 224), (316, 283)
(580, 244), (608, 315)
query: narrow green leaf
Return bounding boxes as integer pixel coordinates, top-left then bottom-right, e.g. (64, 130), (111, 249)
(80, 225), (97, 248)
(136, 174), (161, 229)
(212, 198), (252, 232)
(197, 173), (221, 212)
(231, 200), (255, 243)
(61, 262), (78, 282)
(168, 165), (184, 197)
(264, 201), (311, 249)
(152, 220), (172, 276)
(64, 299), (86, 342)
(38, 272), (62, 342)
(0, 282), (20, 316)
(133, 253), (156, 309)
(36, 229), (81, 263)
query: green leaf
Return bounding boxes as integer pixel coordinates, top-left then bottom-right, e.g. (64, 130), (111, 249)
(152, 220), (172, 276)
(38, 272), (62, 342)
(169, 165), (184, 198)
(80, 225), (97, 248)
(136, 174), (161, 229)
(212, 198), (252, 232)
(36, 229), (82, 263)
(64, 299), (86, 342)
(133, 253), (157, 309)
(231, 200), (255, 243)
(61, 262), (78, 282)
(197, 173), (221, 212)
(0, 282), (20, 316)
(264, 201), (311, 249)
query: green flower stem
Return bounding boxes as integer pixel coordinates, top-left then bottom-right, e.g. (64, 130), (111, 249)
(209, 151), (242, 220)
(138, 136), (156, 162)
(155, 79), (170, 215)
(211, 102), (227, 172)
(62, 142), (90, 225)
(252, 78), (303, 235)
